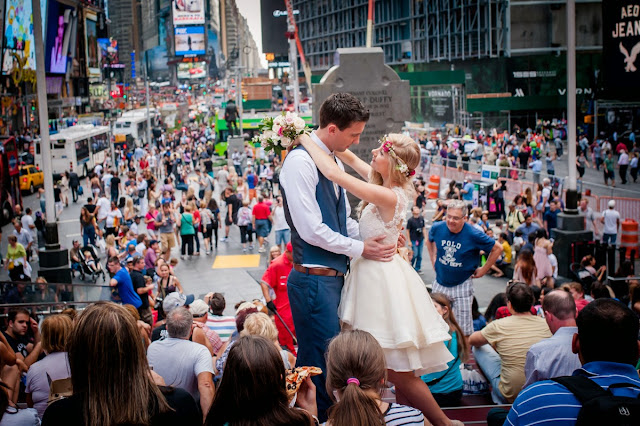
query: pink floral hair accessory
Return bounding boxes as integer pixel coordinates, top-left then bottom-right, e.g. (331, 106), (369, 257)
(378, 135), (415, 177)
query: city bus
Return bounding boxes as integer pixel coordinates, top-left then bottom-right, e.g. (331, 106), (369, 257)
(45, 125), (111, 177)
(114, 108), (159, 147)
(212, 110), (313, 157)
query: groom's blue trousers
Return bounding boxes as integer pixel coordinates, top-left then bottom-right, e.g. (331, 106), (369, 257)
(287, 269), (343, 422)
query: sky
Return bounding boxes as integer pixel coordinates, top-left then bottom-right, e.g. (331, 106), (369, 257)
(236, 0), (268, 68)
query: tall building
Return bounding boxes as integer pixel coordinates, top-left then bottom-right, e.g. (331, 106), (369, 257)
(292, 0), (605, 131)
(108, 0), (142, 77)
(220, 0), (262, 77)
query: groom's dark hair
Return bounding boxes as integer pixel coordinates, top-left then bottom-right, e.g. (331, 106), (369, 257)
(319, 93), (370, 130)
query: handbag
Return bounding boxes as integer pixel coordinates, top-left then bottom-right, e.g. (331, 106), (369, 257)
(461, 364), (489, 395)
(77, 186), (84, 195)
(47, 373), (72, 406)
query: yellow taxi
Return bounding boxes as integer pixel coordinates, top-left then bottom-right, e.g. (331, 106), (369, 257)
(19, 165), (44, 193)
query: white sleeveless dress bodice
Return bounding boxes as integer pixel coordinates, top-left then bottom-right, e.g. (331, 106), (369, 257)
(338, 186), (453, 375)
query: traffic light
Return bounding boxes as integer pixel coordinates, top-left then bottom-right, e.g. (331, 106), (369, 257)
(242, 91), (248, 102)
(188, 86), (192, 90)
(584, 115), (594, 124)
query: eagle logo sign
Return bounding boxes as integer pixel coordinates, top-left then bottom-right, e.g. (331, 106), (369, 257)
(620, 41), (640, 72)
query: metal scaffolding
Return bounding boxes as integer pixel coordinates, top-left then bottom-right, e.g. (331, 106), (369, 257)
(293, 0), (509, 72)
(420, 0), (508, 63)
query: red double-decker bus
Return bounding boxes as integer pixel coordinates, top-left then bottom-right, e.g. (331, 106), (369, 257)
(0, 136), (22, 225)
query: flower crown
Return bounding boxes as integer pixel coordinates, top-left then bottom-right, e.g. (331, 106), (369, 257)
(380, 135), (416, 177)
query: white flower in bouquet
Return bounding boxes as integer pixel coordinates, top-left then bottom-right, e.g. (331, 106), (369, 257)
(293, 117), (306, 131)
(256, 111), (309, 155)
(280, 136), (292, 148)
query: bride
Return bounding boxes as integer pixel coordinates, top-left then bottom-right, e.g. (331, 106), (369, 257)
(296, 132), (456, 425)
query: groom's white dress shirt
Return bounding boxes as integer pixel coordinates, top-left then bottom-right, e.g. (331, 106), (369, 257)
(280, 132), (363, 268)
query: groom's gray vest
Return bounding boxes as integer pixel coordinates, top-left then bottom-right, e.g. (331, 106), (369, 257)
(282, 146), (349, 274)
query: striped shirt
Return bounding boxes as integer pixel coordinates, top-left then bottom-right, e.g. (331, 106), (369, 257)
(506, 361), (640, 425)
(205, 313), (236, 343)
(384, 404), (424, 425)
(321, 403), (424, 425)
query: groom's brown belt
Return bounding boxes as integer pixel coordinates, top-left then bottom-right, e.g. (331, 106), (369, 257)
(293, 264), (344, 277)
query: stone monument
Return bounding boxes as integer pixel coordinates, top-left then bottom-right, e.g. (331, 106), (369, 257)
(313, 47), (410, 164)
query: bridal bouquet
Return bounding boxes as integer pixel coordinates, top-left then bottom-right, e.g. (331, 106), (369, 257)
(253, 112), (308, 155)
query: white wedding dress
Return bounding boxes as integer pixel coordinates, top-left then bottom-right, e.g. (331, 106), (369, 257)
(339, 186), (454, 376)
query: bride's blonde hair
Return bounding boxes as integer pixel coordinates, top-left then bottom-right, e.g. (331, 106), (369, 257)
(358, 133), (419, 216)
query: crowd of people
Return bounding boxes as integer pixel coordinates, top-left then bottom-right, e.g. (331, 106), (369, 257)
(417, 127), (639, 188)
(0, 95), (639, 425)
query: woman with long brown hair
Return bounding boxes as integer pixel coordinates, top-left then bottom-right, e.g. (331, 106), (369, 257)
(421, 294), (469, 407)
(42, 302), (199, 425)
(513, 250), (539, 287)
(79, 207), (96, 247)
(205, 335), (315, 426)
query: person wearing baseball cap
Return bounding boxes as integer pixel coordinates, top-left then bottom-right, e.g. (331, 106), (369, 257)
(190, 299), (224, 355)
(162, 292), (195, 314)
(601, 200), (620, 245)
(151, 291), (209, 346)
(260, 241), (296, 354)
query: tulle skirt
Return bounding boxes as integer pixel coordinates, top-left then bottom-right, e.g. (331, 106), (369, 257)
(339, 254), (454, 376)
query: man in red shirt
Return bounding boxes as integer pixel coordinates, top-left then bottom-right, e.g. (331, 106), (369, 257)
(260, 242), (296, 354)
(251, 195), (272, 252)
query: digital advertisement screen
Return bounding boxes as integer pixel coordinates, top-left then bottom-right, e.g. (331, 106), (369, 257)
(174, 26), (206, 56)
(85, 13), (100, 78)
(177, 61), (207, 79)
(98, 38), (119, 67)
(2, 0), (37, 74)
(172, 0), (205, 25)
(260, 0), (289, 56)
(45, 0), (74, 74)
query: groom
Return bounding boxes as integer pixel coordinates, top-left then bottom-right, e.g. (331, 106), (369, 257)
(280, 93), (397, 420)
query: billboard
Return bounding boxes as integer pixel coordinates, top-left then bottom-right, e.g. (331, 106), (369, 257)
(45, 0), (75, 74)
(2, 0), (37, 74)
(98, 38), (119, 67)
(602, 1), (640, 99)
(177, 61), (207, 79)
(85, 12), (100, 78)
(174, 26), (206, 56)
(261, 0), (289, 56)
(172, 0), (205, 26)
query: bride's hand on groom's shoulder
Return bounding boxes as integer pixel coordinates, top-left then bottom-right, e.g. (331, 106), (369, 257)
(362, 235), (397, 262)
(296, 133), (312, 146)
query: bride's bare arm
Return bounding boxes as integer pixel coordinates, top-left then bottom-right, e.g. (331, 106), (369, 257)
(296, 134), (396, 212)
(335, 149), (371, 180)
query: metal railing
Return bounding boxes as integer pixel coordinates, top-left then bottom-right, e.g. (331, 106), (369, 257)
(0, 281), (113, 318)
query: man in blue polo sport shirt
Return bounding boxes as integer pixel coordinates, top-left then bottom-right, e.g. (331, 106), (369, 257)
(427, 200), (502, 336)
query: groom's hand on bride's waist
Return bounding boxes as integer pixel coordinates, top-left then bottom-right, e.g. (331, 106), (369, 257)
(362, 235), (397, 262)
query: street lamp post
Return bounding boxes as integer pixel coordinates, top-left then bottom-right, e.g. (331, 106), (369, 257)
(32, 0), (56, 231)
(565, 0), (578, 213)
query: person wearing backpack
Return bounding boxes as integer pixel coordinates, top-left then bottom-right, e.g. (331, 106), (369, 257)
(179, 205), (196, 260)
(502, 298), (640, 425)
